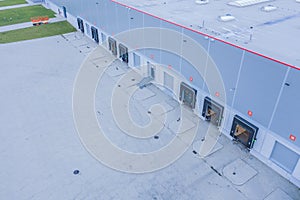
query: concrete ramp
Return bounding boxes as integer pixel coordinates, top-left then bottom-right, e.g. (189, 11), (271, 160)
(198, 125), (222, 157)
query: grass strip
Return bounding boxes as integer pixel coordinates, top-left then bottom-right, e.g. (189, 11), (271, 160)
(0, 20), (76, 43)
(0, 0), (27, 7)
(0, 5), (55, 26)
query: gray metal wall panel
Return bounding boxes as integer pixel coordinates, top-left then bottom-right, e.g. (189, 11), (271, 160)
(143, 14), (160, 57)
(270, 142), (299, 173)
(182, 29), (209, 51)
(159, 21), (182, 72)
(233, 52), (287, 127)
(160, 20), (182, 33)
(181, 29), (209, 93)
(96, 0), (109, 30)
(105, 1), (117, 35)
(160, 50), (181, 72)
(160, 21), (182, 65)
(208, 40), (243, 105)
(144, 49), (160, 63)
(127, 10), (144, 53)
(66, 0), (83, 17)
(82, 1), (98, 26)
(115, 4), (130, 34)
(143, 13), (160, 28)
(270, 68), (300, 147)
(181, 58), (204, 90)
(129, 10), (143, 29)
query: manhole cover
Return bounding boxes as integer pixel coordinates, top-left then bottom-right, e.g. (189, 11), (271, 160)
(223, 159), (257, 185)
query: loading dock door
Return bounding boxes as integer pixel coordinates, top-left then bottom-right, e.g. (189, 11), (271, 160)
(133, 53), (140, 67)
(202, 97), (224, 127)
(147, 62), (155, 79)
(77, 18), (84, 33)
(230, 115), (258, 149)
(119, 43), (128, 63)
(91, 26), (99, 43)
(108, 37), (117, 56)
(179, 82), (197, 109)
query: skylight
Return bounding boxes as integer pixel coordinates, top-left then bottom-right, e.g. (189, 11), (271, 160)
(228, 0), (273, 7)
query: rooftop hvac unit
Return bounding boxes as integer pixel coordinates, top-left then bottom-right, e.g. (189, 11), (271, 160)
(195, 0), (209, 5)
(218, 14), (235, 22)
(261, 5), (277, 12)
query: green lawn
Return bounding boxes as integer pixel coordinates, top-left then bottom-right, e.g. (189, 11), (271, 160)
(0, 0), (27, 7)
(0, 5), (55, 26)
(0, 21), (76, 43)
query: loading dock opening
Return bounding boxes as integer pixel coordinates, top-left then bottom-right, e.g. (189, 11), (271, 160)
(108, 37), (117, 56)
(179, 82), (197, 109)
(77, 18), (84, 33)
(163, 72), (174, 91)
(91, 26), (99, 43)
(147, 62), (155, 79)
(119, 44), (128, 63)
(230, 115), (258, 149)
(202, 97), (224, 127)
(101, 33), (106, 43)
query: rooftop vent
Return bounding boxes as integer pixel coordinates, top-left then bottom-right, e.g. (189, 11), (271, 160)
(218, 14), (235, 22)
(228, 0), (273, 7)
(195, 0), (209, 5)
(261, 5), (277, 12)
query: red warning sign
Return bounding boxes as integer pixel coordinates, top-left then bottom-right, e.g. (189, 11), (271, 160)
(289, 134), (296, 141)
(248, 110), (253, 116)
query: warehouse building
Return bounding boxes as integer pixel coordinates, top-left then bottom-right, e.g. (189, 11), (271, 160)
(43, 0), (300, 187)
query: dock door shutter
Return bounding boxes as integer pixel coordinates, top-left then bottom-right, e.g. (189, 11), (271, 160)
(77, 18), (84, 33)
(91, 26), (99, 43)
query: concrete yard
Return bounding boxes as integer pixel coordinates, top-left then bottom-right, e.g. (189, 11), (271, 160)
(0, 33), (299, 200)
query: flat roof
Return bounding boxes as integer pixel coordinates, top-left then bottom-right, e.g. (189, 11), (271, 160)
(113, 0), (300, 69)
